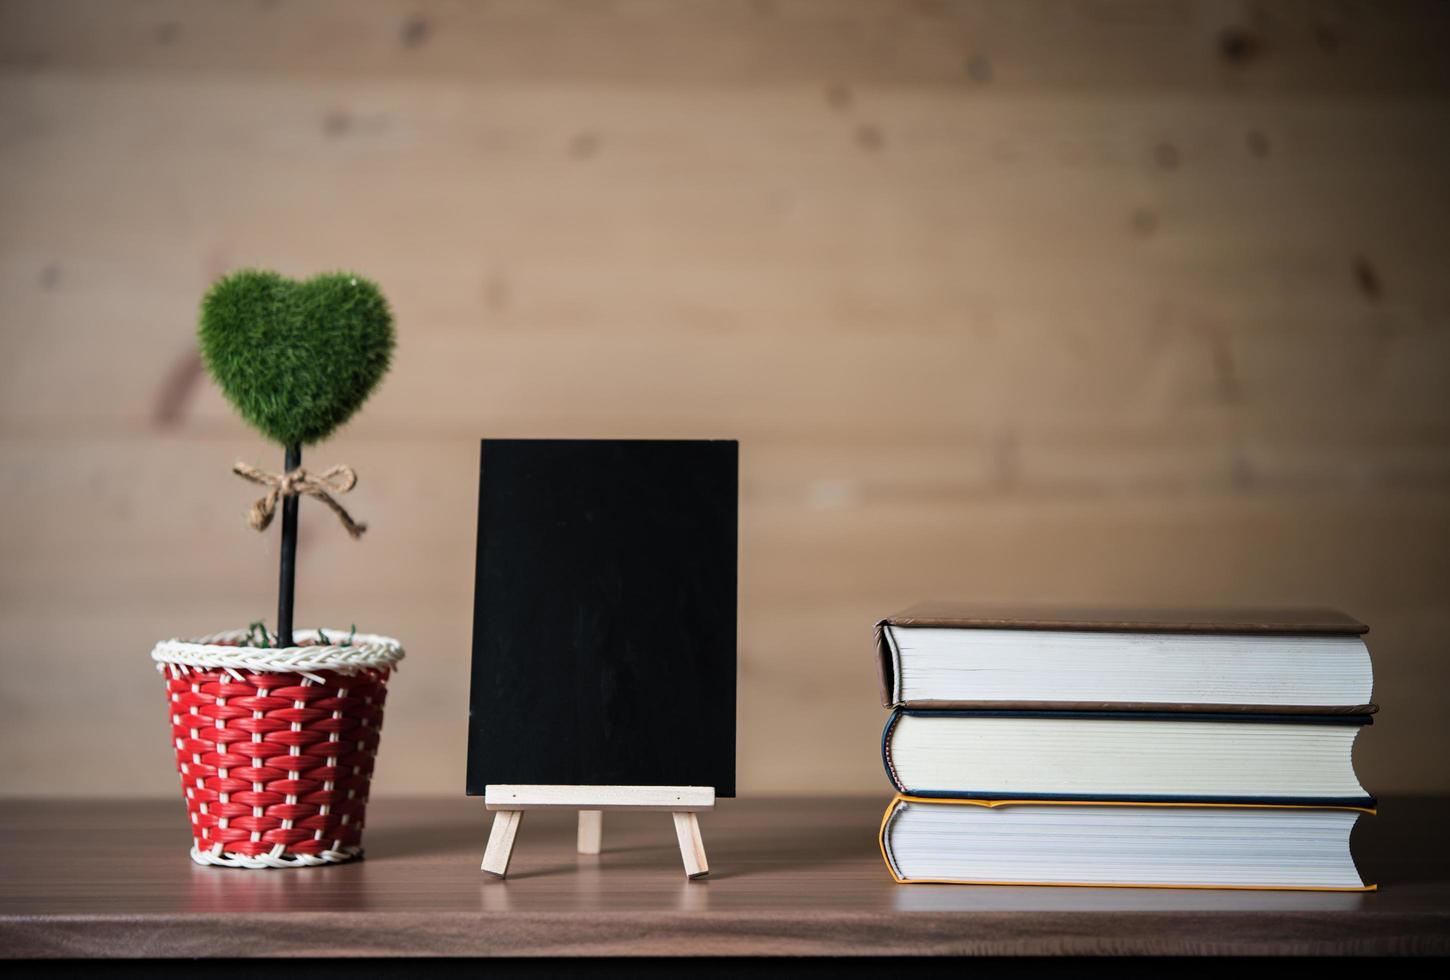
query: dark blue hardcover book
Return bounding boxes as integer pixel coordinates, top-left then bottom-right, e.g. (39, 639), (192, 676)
(881, 707), (1375, 807)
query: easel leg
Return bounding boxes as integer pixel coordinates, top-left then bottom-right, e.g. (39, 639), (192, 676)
(671, 811), (709, 880)
(577, 809), (603, 855)
(481, 809), (524, 878)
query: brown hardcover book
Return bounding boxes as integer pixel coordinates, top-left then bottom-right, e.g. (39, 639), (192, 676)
(874, 603), (1374, 715)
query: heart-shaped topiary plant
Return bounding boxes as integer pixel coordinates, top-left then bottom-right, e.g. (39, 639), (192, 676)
(198, 268), (395, 648)
(199, 269), (395, 446)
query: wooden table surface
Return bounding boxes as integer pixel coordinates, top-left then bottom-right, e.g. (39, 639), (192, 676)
(3, 795), (1448, 957)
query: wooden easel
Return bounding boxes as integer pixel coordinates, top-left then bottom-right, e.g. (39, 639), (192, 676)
(480, 784), (714, 880)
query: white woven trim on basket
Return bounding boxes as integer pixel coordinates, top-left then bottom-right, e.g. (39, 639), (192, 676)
(190, 843), (363, 869)
(152, 628), (403, 682)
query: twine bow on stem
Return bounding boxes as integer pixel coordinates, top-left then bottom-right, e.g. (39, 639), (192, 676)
(232, 461), (368, 539)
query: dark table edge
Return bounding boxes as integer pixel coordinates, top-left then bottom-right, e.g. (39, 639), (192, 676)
(4, 910), (1450, 958)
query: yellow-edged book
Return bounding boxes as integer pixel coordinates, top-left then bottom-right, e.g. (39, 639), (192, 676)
(879, 795), (1375, 891)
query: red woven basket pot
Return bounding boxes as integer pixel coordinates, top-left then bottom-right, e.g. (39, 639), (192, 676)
(151, 628), (404, 869)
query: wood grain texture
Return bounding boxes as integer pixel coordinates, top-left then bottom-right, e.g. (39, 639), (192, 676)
(2, 796), (1449, 957)
(2, 0), (1448, 94)
(1, 0), (1449, 799)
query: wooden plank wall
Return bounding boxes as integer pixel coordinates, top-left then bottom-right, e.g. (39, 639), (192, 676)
(2, 0), (1448, 798)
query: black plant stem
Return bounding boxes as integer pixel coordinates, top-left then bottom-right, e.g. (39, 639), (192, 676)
(276, 442), (301, 648)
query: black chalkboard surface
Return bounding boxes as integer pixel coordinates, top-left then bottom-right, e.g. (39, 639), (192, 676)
(467, 439), (737, 797)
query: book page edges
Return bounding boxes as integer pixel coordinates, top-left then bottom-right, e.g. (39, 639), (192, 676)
(877, 794), (1377, 891)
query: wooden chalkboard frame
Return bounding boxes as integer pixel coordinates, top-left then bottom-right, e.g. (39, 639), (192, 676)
(469, 439), (737, 879)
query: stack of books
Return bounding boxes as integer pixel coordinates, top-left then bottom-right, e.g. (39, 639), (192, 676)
(873, 604), (1376, 890)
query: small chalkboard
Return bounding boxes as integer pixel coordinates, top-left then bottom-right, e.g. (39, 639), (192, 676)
(466, 439), (738, 799)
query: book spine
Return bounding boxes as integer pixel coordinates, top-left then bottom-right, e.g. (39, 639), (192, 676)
(879, 707), (907, 794)
(877, 795), (906, 883)
(873, 620), (897, 707)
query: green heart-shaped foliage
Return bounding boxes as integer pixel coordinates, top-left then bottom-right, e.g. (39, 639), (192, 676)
(199, 270), (394, 446)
